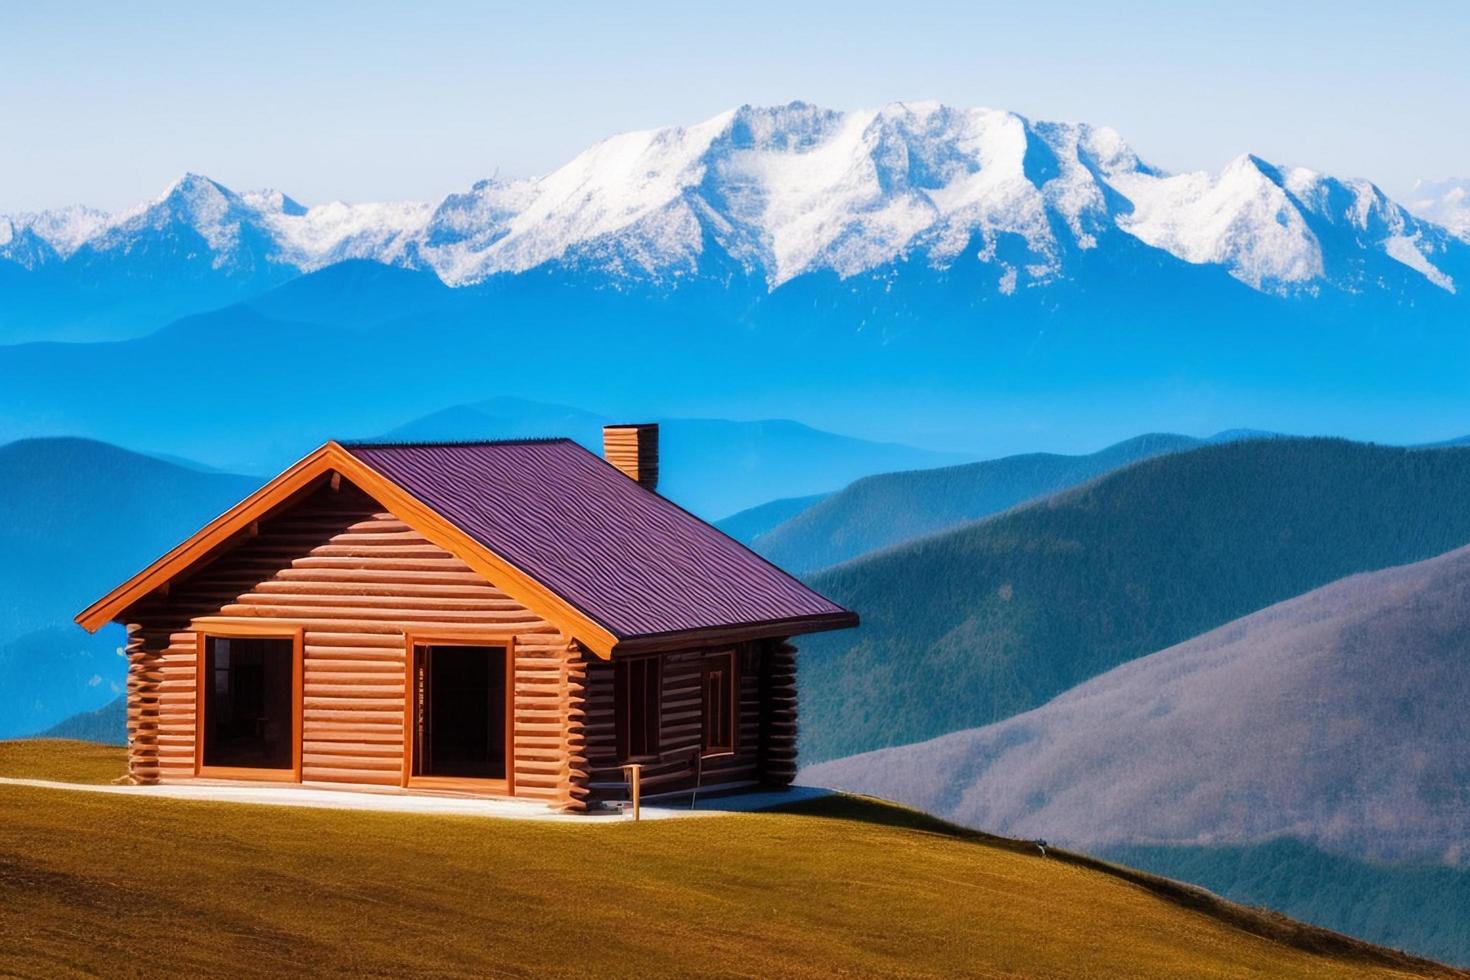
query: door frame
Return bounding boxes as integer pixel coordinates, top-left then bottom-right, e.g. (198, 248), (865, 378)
(194, 623), (305, 782)
(401, 631), (516, 796)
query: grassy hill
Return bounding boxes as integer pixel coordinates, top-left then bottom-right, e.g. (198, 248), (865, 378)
(751, 432), (1209, 573)
(800, 438), (1470, 762)
(1106, 840), (1470, 969)
(0, 742), (1457, 979)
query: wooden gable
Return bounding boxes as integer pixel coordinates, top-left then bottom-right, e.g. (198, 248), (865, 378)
(76, 442), (620, 657)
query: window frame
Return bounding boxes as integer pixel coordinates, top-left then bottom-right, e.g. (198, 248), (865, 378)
(614, 654), (663, 763)
(401, 631), (517, 796)
(700, 650), (739, 757)
(194, 624), (304, 782)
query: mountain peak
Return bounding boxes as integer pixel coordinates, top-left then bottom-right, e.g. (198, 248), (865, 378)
(156, 171), (233, 204)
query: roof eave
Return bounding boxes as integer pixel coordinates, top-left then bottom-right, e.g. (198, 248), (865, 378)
(609, 610), (859, 656)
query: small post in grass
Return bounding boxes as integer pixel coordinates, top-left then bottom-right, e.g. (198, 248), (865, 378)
(622, 763), (642, 821)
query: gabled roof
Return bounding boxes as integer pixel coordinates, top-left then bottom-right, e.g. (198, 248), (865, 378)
(76, 439), (857, 657)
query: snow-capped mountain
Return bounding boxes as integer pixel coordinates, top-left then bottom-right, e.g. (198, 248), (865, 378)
(3, 101), (1464, 306)
(1, 173), (427, 275)
(418, 103), (1144, 291)
(0, 205), (109, 269)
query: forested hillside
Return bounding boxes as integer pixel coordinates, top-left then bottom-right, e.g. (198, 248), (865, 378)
(37, 696), (126, 745)
(801, 438), (1470, 761)
(753, 432), (1208, 572)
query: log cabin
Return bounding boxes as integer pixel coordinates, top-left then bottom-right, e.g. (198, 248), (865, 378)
(75, 426), (857, 812)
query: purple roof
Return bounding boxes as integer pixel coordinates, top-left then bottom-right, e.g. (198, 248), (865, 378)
(345, 440), (856, 644)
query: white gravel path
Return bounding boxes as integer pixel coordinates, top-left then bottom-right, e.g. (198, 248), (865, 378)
(0, 776), (830, 823)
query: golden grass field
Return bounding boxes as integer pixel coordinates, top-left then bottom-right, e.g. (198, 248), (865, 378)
(0, 740), (1461, 979)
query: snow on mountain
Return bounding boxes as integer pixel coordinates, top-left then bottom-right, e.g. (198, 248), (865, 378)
(5, 173), (429, 276)
(256, 197), (430, 270)
(1407, 178), (1470, 241)
(2, 102), (1465, 297)
(369, 102), (1466, 295)
(0, 204), (110, 268)
(1107, 155), (1324, 291)
(1280, 164), (1457, 293)
(417, 102), (1139, 290)
(1104, 154), (1458, 294)
(9, 205), (110, 257)
(91, 173), (270, 266)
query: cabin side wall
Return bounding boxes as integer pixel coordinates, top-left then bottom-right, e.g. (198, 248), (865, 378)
(122, 481), (589, 809)
(582, 638), (798, 806)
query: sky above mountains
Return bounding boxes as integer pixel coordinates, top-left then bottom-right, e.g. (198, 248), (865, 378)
(2, 1), (1465, 213)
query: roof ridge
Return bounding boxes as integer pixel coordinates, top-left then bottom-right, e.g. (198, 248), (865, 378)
(342, 437), (576, 449)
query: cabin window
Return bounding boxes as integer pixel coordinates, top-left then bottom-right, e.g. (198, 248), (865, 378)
(701, 651), (738, 755)
(614, 656), (661, 761)
(201, 636), (295, 770)
(410, 643), (509, 782)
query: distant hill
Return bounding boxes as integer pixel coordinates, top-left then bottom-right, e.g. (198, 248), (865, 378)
(0, 628), (123, 740)
(382, 396), (965, 518)
(1105, 840), (1470, 968)
(715, 493), (829, 543)
(805, 537), (1470, 862)
(806, 539), (1470, 963)
(799, 438), (1470, 762)
(0, 437), (257, 735)
(37, 695), (125, 745)
(751, 432), (1211, 573)
(0, 437), (259, 635)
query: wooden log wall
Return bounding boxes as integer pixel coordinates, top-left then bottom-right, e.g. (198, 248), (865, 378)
(122, 480), (591, 807)
(582, 638), (794, 805)
(760, 640), (798, 786)
(123, 624), (161, 784)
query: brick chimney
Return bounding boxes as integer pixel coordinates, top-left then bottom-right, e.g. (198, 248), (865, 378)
(602, 424), (659, 491)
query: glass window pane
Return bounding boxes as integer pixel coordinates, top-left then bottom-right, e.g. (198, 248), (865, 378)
(202, 636), (294, 770)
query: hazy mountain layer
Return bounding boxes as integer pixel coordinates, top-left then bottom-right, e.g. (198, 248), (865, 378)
(716, 493), (830, 544)
(750, 432), (1212, 573)
(0, 438), (258, 735)
(382, 397), (963, 518)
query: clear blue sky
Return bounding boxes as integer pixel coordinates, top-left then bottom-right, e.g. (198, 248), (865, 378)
(2, 1), (1464, 212)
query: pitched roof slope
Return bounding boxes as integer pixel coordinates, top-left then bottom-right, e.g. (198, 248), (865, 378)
(344, 440), (855, 642)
